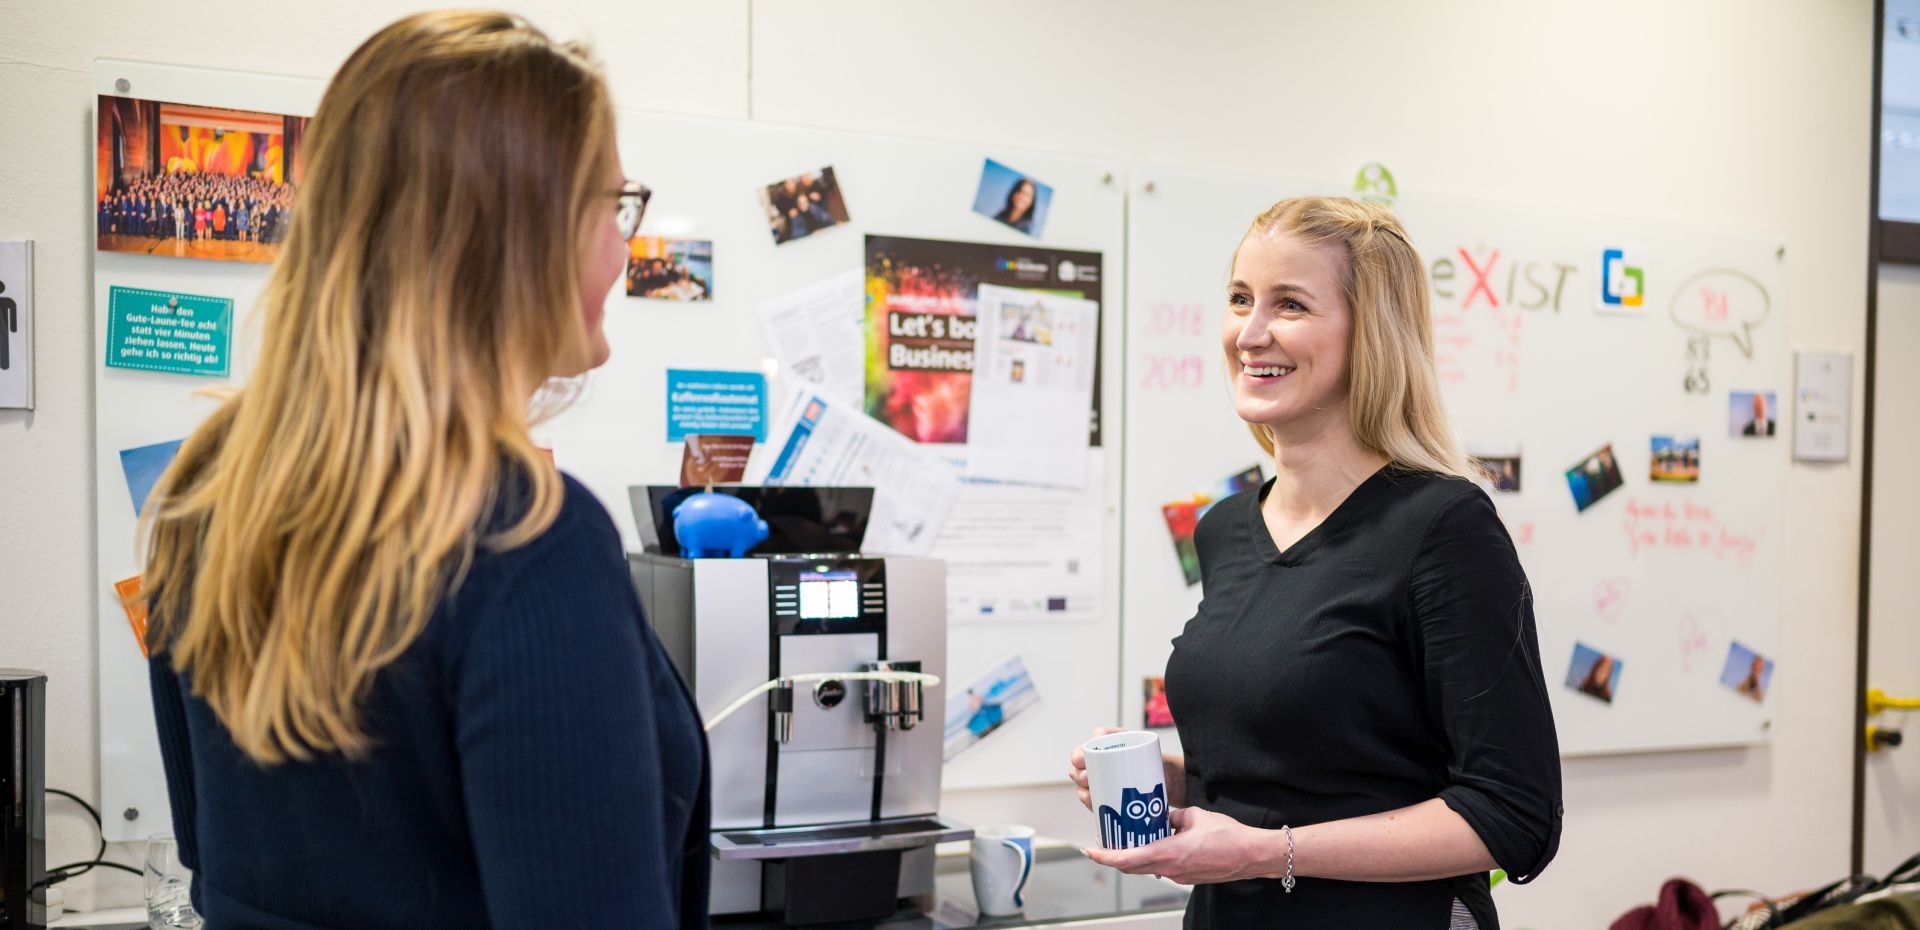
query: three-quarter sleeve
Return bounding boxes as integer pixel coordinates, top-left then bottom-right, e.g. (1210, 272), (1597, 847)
(447, 508), (684, 929)
(1409, 488), (1563, 882)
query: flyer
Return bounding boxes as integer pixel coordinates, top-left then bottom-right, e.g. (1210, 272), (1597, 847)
(749, 390), (962, 557)
(863, 235), (1103, 446)
(965, 283), (1098, 488)
(757, 270), (865, 406)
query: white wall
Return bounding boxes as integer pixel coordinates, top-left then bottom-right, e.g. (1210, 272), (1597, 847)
(1866, 262), (1920, 871)
(0, 1), (1877, 926)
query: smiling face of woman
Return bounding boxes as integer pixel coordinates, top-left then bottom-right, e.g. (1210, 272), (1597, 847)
(1010, 180), (1036, 217)
(1223, 231), (1356, 442)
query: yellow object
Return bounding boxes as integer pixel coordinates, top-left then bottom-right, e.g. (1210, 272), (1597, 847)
(1866, 725), (1903, 753)
(1867, 688), (1920, 716)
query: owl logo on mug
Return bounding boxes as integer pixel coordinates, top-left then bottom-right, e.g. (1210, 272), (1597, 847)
(1097, 784), (1169, 849)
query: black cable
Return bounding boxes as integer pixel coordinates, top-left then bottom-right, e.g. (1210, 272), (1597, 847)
(32, 787), (141, 892)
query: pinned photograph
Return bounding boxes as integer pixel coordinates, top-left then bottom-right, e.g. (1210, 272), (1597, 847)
(1729, 390), (1778, 438)
(1468, 442), (1522, 492)
(972, 158), (1053, 238)
(96, 95), (308, 263)
(1719, 642), (1774, 703)
(626, 237), (712, 301)
(760, 166), (850, 245)
(1142, 676), (1175, 730)
(943, 655), (1042, 761)
(1650, 435), (1700, 483)
(1565, 443), (1625, 513)
(1162, 465), (1265, 586)
(1566, 642), (1622, 704)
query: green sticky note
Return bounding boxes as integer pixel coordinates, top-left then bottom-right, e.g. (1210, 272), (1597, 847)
(106, 286), (232, 378)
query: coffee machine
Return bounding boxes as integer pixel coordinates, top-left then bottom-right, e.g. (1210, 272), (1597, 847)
(1, 670), (46, 930)
(627, 486), (969, 925)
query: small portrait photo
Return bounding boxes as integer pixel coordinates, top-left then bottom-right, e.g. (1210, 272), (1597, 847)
(1565, 442), (1626, 513)
(1729, 390), (1778, 438)
(1000, 300), (1054, 346)
(96, 95), (309, 264)
(1719, 641), (1775, 703)
(972, 158), (1053, 238)
(1650, 435), (1701, 483)
(759, 166), (850, 245)
(1009, 358), (1026, 384)
(1143, 676), (1175, 730)
(1566, 642), (1623, 704)
(626, 236), (713, 301)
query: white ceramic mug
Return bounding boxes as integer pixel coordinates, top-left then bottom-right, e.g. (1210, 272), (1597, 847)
(1082, 730), (1170, 850)
(970, 824), (1035, 917)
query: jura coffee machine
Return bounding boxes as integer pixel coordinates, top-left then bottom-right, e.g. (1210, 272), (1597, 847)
(627, 486), (969, 926)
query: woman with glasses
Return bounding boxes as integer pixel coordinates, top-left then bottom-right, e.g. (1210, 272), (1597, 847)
(139, 12), (704, 929)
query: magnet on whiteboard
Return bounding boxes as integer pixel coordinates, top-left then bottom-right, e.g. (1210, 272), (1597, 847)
(115, 77), (130, 93)
(1144, 181), (1156, 194)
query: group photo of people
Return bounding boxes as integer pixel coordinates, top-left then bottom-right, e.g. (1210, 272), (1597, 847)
(95, 95), (306, 263)
(1565, 442), (1625, 512)
(1650, 434), (1702, 483)
(760, 166), (850, 244)
(625, 236), (713, 301)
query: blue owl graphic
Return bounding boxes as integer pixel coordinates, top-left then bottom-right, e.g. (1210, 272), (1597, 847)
(1097, 784), (1169, 849)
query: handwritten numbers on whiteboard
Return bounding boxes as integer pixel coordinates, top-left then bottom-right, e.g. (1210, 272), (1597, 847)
(1144, 301), (1208, 338)
(1683, 335), (1711, 395)
(1137, 355), (1206, 391)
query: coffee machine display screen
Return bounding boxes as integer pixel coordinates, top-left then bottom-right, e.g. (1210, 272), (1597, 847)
(797, 571), (861, 620)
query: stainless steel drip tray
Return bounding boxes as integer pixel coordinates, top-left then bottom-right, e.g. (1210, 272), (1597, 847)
(712, 816), (972, 860)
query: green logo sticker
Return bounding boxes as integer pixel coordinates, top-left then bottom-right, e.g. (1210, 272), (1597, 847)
(1353, 162), (1398, 204)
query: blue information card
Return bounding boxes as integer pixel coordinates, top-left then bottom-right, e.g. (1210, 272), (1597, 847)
(666, 369), (766, 442)
(106, 286), (233, 377)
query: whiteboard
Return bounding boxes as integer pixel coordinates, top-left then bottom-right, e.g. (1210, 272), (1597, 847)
(92, 60), (1127, 841)
(1122, 164), (1789, 757)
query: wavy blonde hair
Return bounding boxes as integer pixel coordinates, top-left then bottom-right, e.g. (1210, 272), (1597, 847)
(1235, 197), (1470, 478)
(140, 11), (616, 764)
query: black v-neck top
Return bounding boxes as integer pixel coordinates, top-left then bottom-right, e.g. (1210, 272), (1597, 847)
(1165, 468), (1562, 930)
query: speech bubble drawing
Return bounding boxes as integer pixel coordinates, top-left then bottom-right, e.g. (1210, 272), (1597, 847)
(1669, 268), (1770, 359)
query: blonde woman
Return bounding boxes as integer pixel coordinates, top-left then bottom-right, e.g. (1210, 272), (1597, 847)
(1070, 198), (1560, 929)
(140, 12), (706, 929)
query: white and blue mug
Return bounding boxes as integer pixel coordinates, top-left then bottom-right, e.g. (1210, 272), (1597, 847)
(970, 824), (1035, 917)
(1082, 730), (1170, 849)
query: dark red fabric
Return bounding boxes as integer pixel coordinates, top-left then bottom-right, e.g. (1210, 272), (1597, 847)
(1610, 878), (1720, 930)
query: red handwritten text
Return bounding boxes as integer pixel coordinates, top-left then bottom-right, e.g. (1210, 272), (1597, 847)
(1621, 497), (1764, 569)
(1137, 355), (1206, 391)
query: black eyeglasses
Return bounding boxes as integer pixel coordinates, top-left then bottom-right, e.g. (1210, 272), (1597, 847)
(616, 180), (652, 240)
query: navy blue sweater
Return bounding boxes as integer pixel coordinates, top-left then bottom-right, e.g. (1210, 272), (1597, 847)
(149, 475), (710, 929)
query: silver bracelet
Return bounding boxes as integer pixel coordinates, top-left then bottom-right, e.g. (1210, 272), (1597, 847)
(1280, 824), (1296, 893)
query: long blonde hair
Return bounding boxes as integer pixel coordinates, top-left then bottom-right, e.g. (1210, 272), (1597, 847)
(141, 11), (617, 764)
(1235, 197), (1470, 478)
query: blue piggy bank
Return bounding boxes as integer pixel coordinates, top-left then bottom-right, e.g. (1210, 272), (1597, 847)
(673, 492), (770, 559)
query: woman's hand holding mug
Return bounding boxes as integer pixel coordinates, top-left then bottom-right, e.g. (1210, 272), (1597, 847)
(1068, 727), (1187, 812)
